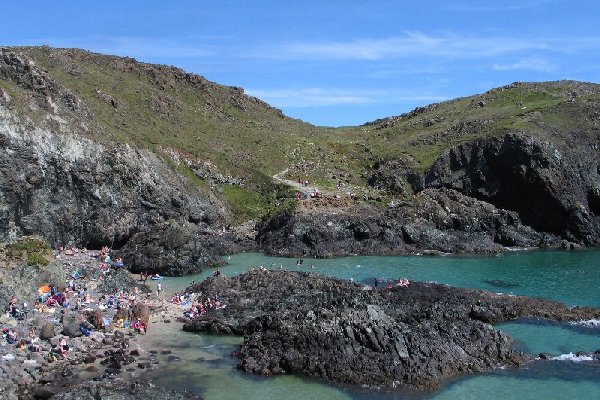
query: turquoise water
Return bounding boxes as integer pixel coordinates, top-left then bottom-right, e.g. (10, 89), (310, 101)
(149, 250), (600, 399)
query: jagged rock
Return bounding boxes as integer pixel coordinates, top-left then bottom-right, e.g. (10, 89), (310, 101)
(257, 188), (560, 258)
(184, 270), (600, 391)
(425, 133), (600, 245)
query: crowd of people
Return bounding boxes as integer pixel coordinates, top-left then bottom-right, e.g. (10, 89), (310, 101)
(181, 294), (226, 319)
(1, 245), (150, 365)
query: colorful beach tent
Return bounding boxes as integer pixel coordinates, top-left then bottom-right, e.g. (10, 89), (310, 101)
(38, 285), (50, 294)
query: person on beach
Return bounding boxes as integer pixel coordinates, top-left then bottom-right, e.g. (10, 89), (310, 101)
(28, 328), (41, 352)
(156, 282), (163, 297)
(132, 318), (146, 335)
(58, 337), (69, 357)
(6, 328), (18, 344)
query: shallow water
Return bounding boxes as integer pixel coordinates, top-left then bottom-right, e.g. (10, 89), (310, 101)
(149, 250), (600, 399)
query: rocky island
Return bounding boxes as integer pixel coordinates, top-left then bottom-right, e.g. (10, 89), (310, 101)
(182, 270), (600, 391)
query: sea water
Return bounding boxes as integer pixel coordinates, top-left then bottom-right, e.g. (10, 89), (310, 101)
(149, 250), (600, 399)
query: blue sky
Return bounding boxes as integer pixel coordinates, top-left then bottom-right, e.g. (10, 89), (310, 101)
(3, 1), (600, 126)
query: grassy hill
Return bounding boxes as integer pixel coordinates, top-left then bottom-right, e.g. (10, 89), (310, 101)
(5, 46), (600, 223)
(361, 81), (600, 171)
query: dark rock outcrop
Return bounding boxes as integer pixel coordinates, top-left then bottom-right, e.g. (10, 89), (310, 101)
(257, 188), (561, 258)
(183, 271), (600, 390)
(425, 133), (600, 245)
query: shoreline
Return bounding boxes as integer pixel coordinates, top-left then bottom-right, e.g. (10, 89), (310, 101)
(3, 247), (600, 398)
(0, 248), (200, 399)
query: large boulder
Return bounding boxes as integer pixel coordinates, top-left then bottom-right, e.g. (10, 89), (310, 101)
(62, 323), (83, 338)
(39, 322), (55, 340)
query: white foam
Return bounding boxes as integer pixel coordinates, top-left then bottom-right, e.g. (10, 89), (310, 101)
(551, 352), (595, 362)
(569, 319), (600, 328)
(503, 246), (535, 252)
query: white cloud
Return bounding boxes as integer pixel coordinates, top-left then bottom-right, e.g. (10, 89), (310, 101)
(22, 35), (217, 61)
(447, 0), (556, 12)
(493, 57), (557, 72)
(246, 88), (448, 107)
(247, 32), (600, 61)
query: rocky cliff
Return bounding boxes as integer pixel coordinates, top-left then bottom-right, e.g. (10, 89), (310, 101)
(424, 132), (600, 245)
(0, 48), (242, 275)
(257, 130), (600, 257)
(257, 82), (600, 258)
(1, 46), (599, 272)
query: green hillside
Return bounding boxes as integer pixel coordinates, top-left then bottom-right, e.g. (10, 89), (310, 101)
(6, 47), (600, 223)
(362, 80), (600, 171)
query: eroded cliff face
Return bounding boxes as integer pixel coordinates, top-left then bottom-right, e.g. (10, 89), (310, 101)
(0, 48), (236, 275)
(0, 112), (233, 274)
(424, 133), (600, 245)
(2, 46), (599, 269)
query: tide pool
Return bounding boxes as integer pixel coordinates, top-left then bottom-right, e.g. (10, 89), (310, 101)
(150, 249), (600, 399)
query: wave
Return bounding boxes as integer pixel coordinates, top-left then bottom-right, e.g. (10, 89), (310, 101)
(551, 352), (595, 362)
(569, 319), (600, 328)
(503, 246), (533, 251)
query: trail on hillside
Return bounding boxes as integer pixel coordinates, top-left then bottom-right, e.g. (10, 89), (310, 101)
(272, 168), (321, 194)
